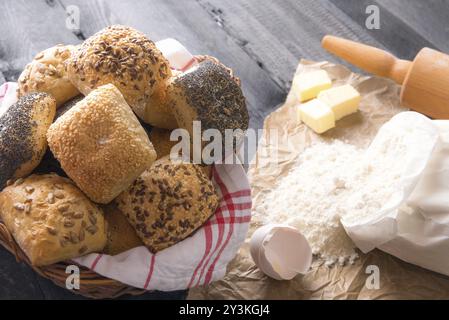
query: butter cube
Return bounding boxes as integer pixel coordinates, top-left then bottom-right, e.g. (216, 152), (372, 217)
(292, 70), (332, 102)
(318, 84), (361, 120)
(298, 99), (335, 134)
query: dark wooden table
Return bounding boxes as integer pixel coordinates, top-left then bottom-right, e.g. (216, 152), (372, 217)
(1, 0), (448, 300)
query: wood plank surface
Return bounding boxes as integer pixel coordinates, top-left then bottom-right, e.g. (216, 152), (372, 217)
(0, 0), (82, 81)
(58, 0), (286, 130)
(197, 0), (388, 90)
(0, 0), (448, 300)
(376, 0), (449, 53)
(330, 0), (445, 59)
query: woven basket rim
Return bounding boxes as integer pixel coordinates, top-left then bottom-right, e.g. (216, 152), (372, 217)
(0, 55), (239, 299)
(0, 222), (147, 299)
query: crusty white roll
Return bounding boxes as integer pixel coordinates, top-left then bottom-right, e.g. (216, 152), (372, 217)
(66, 25), (171, 120)
(47, 84), (157, 204)
(167, 60), (249, 160)
(0, 174), (107, 266)
(17, 45), (80, 107)
(0, 93), (56, 189)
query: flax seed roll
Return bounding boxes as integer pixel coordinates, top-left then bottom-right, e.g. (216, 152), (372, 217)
(66, 25), (171, 120)
(115, 156), (219, 253)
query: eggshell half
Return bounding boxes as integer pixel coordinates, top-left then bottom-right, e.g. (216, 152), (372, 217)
(250, 224), (312, 280)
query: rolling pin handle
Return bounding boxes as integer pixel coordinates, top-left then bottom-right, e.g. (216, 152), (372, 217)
(389, 59), (412, 84)
(322, 35), (412, 84)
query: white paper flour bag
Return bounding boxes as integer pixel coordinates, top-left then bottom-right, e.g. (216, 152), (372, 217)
(342, 112), (449, 276)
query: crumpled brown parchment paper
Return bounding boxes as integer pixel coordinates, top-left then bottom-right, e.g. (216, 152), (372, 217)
(188, 61), (449, 300)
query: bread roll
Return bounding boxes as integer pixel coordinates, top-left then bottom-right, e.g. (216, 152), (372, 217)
(0, 174), (107, 266)
(167, 60), (249, 161)
(66, 25), (171, 120)
(202, 165), (212, 179)
(103, 203), (143, 256)
(115, 156), (219, 253)
(0, 93), (56, 189)
(18, 45), (80, 107)
(47, 84), (157, 204)
(149, 128), (177, 160)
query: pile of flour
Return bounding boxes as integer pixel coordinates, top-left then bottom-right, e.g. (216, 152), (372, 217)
(255, 136), (410, 265)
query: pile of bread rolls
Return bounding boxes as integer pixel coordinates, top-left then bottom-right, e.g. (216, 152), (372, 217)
(0, 25), (249, 266)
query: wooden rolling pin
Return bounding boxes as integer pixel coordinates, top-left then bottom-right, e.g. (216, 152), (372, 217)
(322, 35), (449, 119)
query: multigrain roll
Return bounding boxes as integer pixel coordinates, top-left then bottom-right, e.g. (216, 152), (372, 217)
(66, 25), (171, 120)
(47, 84), (157, 204)
(0, 174), (107, 266)
(18, 45), (80, 107)
(0, 93), (56, 189)
(167, 60), (249, 161)
(115, 156), (219, 253)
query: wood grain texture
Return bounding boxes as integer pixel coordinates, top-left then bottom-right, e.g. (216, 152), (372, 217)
(0, 0), (82, 81)
(197, 0), (389, 90)
(330, 0), (443, 59)
(376, 0), (449, 53)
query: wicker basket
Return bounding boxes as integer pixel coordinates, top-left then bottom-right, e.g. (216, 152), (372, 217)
(0, 223), (146, 299)
(0, 55), (239, 299)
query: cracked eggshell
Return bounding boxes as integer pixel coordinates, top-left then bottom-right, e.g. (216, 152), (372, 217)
(250, 224), (312, 280)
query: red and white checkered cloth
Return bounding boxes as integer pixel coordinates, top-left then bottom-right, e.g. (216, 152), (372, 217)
(75, 164), (251, 291)
(0, 39), (251, 291)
